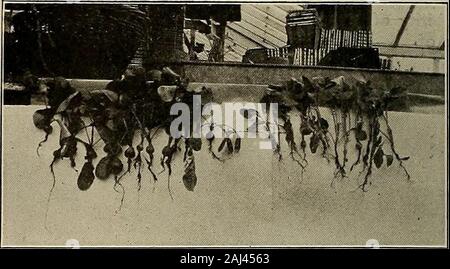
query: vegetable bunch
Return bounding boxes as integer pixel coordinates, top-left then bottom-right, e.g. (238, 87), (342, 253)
(260, 76), (410, 191)
(32, 67), (224, 199)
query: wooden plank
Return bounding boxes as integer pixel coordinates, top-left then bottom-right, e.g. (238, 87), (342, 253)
(241, 5), (287, 34)
(325, 29), (330, 51)
(250, 4), (286, 26)
(308, 49), (311, 65)
(226, 29), (258, 49)
(252, 5), (289, 24)
(393, 5), (416, 47)
(305, 49), (308, 65)
(181, 62), (445, 96)
(314, 49), (318, 65)
(276, 4), (303, 13)
(224, 50), (242, 62)
(226, 26), (263, 49)
(227, 23), (274, 48)
(343, 31), (347, 47)
(240, 9), (288, 44)
(375, 45), (445, 59)
(333, 29), (338, 50)
(347, 31), (351, 47)
(229, 21), (285, 48)
(302, 48), (305, 65)
(224, 41), (247, 57)
(351, 31), (355, 47)
(224, 35), (248, 53)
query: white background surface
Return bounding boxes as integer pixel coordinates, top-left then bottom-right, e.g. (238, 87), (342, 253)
(2, 105), (446, 246)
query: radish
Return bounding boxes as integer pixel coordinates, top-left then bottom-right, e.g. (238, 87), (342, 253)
(109, 157), (123, 175)
(78, 162), (95, 191)
(95, 157), (111, 180)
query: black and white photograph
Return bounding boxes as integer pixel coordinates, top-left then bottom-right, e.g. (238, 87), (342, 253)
(0, 0), (447, 251)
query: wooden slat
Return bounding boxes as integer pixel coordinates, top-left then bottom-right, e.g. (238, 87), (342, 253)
(225, 41), (247, 57)
(376, 45), (445, 59)
(229, 21), (285, 48)
(240, 5), (286, 34)
(276, 4), (302, 13)
(225, 27), (261, 50)
(228, 23), (275, 48)
(240, 9), (288, 44)
(251, 5), (286, 25)
(252, 5), (289, 23)
(393, 5), (416, 47)
(224, 50), (242, 62)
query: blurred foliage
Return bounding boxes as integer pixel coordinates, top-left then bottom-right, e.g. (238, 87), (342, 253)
(5, 4), (148, 79)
